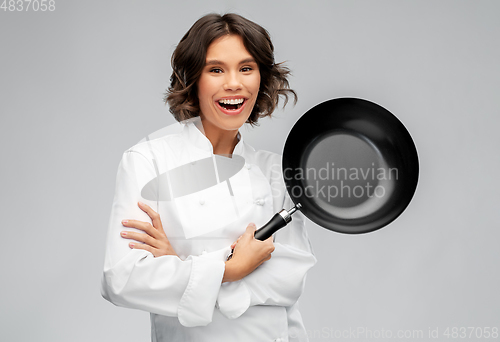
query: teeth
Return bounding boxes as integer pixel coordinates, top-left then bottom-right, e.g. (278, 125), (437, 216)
(218, 98), (245, 105)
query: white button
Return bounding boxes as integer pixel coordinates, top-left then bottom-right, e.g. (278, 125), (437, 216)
(255, 198), (265, 206)
(199, 199), (205, 205)
(245, 163), (252, 170)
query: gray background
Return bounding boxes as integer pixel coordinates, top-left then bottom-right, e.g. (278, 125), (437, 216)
(1, 0), (499, 341)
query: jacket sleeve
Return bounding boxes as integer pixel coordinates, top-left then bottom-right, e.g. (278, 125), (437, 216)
(101, 150), (225, 327)
(216, 191), (317, 319)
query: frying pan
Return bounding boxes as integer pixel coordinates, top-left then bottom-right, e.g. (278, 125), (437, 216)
(254, 97), (419, 239)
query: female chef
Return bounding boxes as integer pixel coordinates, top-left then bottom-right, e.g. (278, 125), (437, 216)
(101, 13), (316, 342)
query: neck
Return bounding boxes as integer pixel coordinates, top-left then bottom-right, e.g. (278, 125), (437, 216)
(198, 119), (240, 155)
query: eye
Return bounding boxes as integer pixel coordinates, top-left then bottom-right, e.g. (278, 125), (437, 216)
(210, 68), (223, 74)
(241, 66), (253, 72)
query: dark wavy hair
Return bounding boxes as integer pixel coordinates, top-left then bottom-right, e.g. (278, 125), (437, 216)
(164, 13), (297, 125)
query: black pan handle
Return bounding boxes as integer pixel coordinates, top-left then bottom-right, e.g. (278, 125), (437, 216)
(254, 204), (302, 240)
(226, 204), (302, 260)
(254, 212), (288, 240)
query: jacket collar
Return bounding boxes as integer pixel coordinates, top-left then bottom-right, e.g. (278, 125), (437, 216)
(182, 120), (252, 157)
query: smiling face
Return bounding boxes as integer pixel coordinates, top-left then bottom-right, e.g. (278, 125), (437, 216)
(197, 34), (261, 135)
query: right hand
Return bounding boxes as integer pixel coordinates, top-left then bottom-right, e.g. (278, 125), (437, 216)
(222, 223), (275, 283)
(121, 202), (178, 258)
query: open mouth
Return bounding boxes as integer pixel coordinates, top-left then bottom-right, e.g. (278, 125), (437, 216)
(218, 98), (245, 111)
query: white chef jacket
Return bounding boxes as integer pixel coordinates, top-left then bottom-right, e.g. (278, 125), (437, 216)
(101, 121), (317, 342)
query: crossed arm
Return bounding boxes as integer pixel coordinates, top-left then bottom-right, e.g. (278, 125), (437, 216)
(121, 201), (275, 283)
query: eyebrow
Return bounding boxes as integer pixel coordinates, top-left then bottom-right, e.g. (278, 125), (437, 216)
(205, 58), (257, 66)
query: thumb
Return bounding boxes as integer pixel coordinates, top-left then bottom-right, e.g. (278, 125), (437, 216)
(245, 223), (257, 235)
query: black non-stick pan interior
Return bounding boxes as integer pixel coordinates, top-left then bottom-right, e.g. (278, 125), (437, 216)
(283, 98), (419, 234)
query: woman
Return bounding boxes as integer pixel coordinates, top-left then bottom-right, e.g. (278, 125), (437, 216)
(102, 13), (316, 342)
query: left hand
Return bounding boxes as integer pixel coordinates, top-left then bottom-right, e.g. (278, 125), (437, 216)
(121, 201), (178, 258)
(223, 223), (275, 283)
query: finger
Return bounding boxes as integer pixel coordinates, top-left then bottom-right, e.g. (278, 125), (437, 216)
(129, 241), (156, 255)
(121, 231), (158, 248)
(267, 243), (275, 254)
(138, 201), (164, 233)
(264, 235), (274, 243)
(263, 237), (275, 253)
(231, 235), (243, 249)
(122, 219), (158, 238)
(245, 223), (257, 235)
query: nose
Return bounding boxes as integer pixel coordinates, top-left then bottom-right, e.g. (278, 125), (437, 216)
(223, 71), (242, 91)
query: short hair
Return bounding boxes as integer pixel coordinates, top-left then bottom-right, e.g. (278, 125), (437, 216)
(164, 13), (297, 125)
